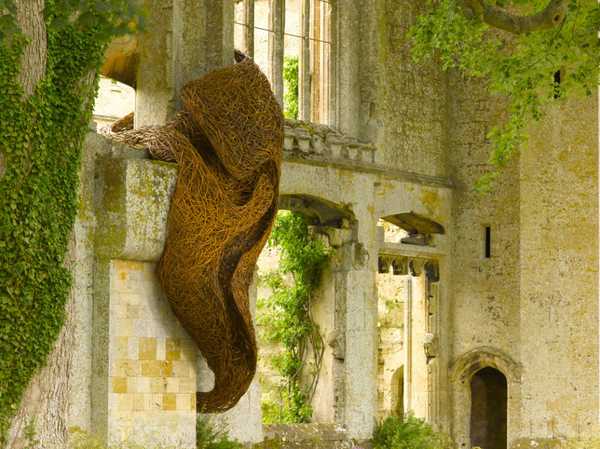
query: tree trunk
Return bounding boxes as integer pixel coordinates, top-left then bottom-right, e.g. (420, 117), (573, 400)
(4, 4), (95, 448)
(6, 248), (76, 449)
(0, 0), (46, 185)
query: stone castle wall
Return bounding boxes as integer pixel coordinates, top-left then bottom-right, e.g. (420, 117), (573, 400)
(65, 1), (600, 448)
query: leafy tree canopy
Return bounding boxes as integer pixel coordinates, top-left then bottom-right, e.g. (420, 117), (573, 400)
(410, 0), (600, 189)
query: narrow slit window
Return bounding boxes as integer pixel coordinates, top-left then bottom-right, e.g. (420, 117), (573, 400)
(484, 226), (491, 258)
(553, 70), (562, 99)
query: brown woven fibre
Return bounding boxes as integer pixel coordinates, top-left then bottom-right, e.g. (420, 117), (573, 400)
(110, 56), (283, 412)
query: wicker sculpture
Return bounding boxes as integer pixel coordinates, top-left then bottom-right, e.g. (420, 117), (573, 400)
(110, 55), (283, 412)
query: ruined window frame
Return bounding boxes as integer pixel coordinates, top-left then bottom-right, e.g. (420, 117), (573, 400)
(234, 0), (338, 126)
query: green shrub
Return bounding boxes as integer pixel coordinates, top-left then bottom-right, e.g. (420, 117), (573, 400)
(260, 386), (312, 425)
(196, 415), (243, 449)
(373, 416), (453, 449)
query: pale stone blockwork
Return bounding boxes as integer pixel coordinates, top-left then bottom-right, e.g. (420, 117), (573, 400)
(106, 260), (197, 447)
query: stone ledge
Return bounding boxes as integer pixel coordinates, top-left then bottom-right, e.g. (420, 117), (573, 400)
(283, 121), (451, 188)
(264, 423), (348, 442)
(259, 424), (361, 449)
(95, 156), (176, 261)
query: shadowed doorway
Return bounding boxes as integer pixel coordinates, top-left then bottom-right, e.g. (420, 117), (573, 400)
(470, 367), (507, 449)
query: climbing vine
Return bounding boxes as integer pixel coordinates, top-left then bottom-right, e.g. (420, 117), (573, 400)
(0, 1), (139, 442)
(257, 211), (330, 423)
(283, 56), (299, 120)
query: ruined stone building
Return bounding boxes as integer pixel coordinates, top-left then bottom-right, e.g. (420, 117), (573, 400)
(33, 1), (598, 449)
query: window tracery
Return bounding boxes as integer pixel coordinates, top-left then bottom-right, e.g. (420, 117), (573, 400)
(235, 0), (334, 125)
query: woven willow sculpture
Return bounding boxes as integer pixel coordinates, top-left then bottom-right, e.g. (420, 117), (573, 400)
(110, 55), (283, 412)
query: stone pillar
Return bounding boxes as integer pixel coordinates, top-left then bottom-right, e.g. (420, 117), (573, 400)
(335, 230), (378, 440)
(134, 0), (175, 127)
(335, 0), (360, 135)
(135, 0), (235, 127)
(91, 153), (197, 448)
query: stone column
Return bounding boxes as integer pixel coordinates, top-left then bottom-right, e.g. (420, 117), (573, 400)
(135, 0), (235, 127)
(134, 0), (175, 127)
(335, 229), (378, 440)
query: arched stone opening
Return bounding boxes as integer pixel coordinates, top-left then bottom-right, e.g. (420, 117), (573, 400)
(256, 194), (356, 426)
(93, 76), (135, 132)
(380, 212), (445, 246)
(279, 194), (354, 228)
(450, 347), (521, 448)
(470, 367), (507, 449)
(376, 211), (444, 422)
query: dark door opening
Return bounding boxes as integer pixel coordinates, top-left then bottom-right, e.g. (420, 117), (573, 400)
(470, 367), (507, 449)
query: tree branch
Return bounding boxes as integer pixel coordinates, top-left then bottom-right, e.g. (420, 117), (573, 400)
(464, 0), (568, 34)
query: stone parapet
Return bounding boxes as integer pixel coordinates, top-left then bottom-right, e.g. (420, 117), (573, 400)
(284, 120), (376, 164)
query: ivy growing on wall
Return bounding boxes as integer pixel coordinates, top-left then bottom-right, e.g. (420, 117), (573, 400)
(0, 1), (139, 441)
(283, 56), (299, 120)
(257, 211), (330, 423)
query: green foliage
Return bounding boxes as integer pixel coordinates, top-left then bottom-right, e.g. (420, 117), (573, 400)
(409, 0), (600, 190)
(196, 415), (244, 449)
(0, 0), (141, 41)
(373, 416), (454, 449)
(257, 211), (330, 423)
(260, 384), (313, 424)
(283, 56), (299, 120)
(0, 0), (140, 442)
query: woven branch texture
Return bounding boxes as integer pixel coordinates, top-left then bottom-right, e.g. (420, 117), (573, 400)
(110, 57), (283, 412)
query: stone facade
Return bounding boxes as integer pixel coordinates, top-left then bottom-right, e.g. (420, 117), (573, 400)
(104, 260), (197, 446)
(53, 0), (600, 448)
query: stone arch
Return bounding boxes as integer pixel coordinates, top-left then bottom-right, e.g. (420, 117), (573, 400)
(279, 194), (355, 228)
(101, 35), (139, 88)
(382, 212), (445, 235)
(257, 193), (357, 425)
(377, 210), (445, 247)
(450, 346), (521, 385)
(449, 347), (521, 448)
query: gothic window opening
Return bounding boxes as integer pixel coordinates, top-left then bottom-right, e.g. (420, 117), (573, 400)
(234, 0), (333, 125)
(470, 367), (507, 449)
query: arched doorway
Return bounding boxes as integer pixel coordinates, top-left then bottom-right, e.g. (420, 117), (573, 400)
(256, 194), (355, 425)
(470, 367), (507, 449)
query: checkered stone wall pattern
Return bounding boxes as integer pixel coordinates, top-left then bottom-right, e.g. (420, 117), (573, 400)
(107, 260), (197, 447)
